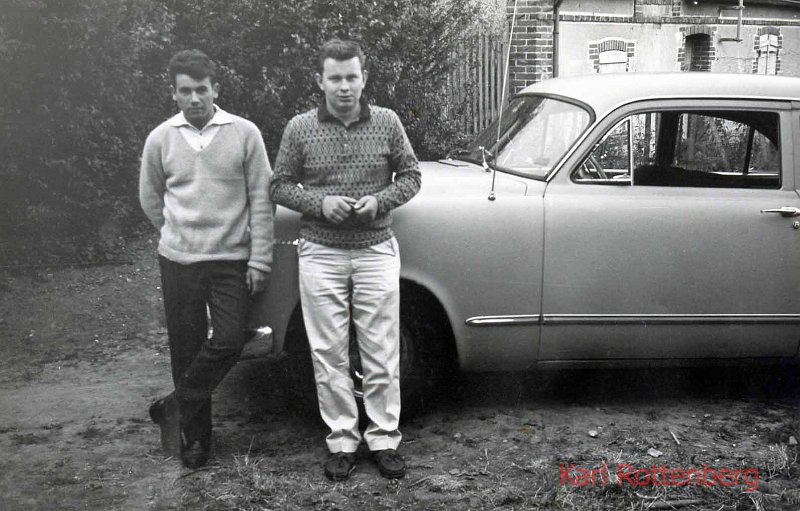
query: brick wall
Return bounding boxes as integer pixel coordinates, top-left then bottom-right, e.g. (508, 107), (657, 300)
(507, 0), (554, 94)
(679, 25), (716, 71)
(503, 0), (798, 91)
(633, 0), (682, 18)
(504, 0), (692, 92)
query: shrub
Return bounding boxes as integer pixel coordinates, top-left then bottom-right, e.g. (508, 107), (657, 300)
(0, 0), (174, 262)
(1, 0), (498, 263)
(166, 0), (490, 158)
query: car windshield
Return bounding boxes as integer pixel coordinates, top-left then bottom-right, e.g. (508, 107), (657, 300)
(461, 95), (591, 179)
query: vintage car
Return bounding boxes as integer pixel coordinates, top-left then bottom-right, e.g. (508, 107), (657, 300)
(254, 72), (800, 409)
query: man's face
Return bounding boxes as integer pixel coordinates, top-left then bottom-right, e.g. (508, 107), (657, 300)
(316, 57), (367, 116)
(172, 74), (218, 129)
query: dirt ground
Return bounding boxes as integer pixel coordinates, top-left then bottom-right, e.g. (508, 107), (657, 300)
(1, 236), (799, 511)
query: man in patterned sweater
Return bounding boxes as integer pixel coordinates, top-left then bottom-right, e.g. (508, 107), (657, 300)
(270, 39), (421, 481)
(140, 49), (273, 468)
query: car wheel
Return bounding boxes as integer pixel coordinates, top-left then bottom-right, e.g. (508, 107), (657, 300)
(396, 286), (457, 417)
(283, 285), (455, 419)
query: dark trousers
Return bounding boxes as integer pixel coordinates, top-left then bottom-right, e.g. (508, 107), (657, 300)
(158, 256), (250, 445)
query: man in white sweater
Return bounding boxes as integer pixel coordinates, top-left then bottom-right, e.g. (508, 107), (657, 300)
(139, 49), (273, 468)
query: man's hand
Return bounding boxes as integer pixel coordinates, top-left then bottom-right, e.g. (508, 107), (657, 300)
(351, 195), (378, 223)
(322, 195), (357, 224)
(246, 267), (269, 295)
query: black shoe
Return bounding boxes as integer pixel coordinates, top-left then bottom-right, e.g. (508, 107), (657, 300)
(324, 452), (357, 481)
(181, 437), (210, 469)
(373, 449), (405, 479)
(149, 395), (181, 457)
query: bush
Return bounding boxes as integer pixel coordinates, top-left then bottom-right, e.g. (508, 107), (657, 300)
(166, 0), (490, 158)
(1, 0), (497, 264)
(0, 0), (174, 262)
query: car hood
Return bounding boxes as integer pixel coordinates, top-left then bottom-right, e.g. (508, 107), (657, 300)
(417, 160), (535, 197)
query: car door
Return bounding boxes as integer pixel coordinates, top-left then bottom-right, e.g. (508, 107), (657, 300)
(539, 99), (800, 361)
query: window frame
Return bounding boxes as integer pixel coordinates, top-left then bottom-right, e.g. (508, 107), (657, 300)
(756, 34), (779, 75)
(565, 99), (791, 190)
(461, 93), (595, 181)
(598, 49), (629, 74)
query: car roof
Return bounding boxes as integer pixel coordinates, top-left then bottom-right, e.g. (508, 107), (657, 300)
(519, 72), (800, 117)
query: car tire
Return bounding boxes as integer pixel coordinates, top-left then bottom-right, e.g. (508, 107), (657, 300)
(396, 285), (457, 418)
(282, 284), (456, 420)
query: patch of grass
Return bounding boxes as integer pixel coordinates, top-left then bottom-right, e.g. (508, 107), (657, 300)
(766, 443), (797, 479)
(645, 408), (660, 421)
(177, 453), (317, 510)
(77, 425), (108, 441)
(11, 432), (49, 445)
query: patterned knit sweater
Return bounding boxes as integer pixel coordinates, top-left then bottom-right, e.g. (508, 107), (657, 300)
(139, 111), (274, 272)
(269, 101), (421, 248)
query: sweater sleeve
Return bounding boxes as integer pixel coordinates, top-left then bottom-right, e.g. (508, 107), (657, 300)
(373, 111), (421, 215)
(241, 122), (274, 274)
(139, 128), (166, 230)
(269, 117), (327, 218)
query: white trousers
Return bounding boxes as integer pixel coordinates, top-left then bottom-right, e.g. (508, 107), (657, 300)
(298, 238), (402, 453)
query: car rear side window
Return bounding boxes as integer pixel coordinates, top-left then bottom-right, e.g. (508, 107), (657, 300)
(573, 109), (781, 189)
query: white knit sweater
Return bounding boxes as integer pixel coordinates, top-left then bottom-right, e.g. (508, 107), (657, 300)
(139, 110), (274, 272)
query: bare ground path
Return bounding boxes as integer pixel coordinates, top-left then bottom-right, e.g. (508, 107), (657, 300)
(0, 236), (798, 510)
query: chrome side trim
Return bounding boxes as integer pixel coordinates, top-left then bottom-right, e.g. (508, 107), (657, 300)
(466, 314), (800, 327)
(466, 315), (542, 326)
(543, 314), (800, 325)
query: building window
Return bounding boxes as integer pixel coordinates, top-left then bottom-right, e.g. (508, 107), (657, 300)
(756, 33), (779, 75)
(685, 34), (713, 71)
(589, 39), (635, 74)
(678, 26), (716, 72)
(598, 50), (628, 73)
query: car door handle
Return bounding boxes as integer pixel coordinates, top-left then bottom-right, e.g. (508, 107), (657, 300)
(761, 207), (800, 217)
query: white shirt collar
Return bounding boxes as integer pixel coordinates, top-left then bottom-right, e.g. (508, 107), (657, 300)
(168, 106), (234, 129)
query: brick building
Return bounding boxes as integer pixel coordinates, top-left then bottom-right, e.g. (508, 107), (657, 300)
(505, 0), (800, 94)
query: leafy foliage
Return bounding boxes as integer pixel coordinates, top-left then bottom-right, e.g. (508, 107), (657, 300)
(1, 0), (496, 263)
(165, 0), (489, 158)
(1, 0), (175, 262)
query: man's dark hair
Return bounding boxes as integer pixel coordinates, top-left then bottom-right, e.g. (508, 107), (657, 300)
(318, 39), (366, 73)
(168, 49), (218, 86)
